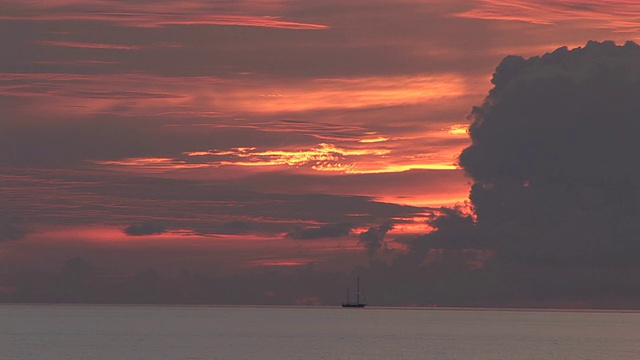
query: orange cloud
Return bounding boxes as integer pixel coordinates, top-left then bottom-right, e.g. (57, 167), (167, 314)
(104, 136), (464, 175)
(82, 108), (472, 176)
(246, 75), (470, 113)
(455, 0), (640, 36)
(0, 72), (475, 118)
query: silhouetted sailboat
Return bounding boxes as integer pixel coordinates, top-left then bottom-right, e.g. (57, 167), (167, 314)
(341, 276), (367, 308)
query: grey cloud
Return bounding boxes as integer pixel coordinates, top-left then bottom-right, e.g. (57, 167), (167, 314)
(0, 115), (308, 167)
(397, 206), (486, 263)
(286, 223), (353, 240)
(358, 219), (394, 256)
(123, 222), (167, 236)
(220, 221), (254, 234)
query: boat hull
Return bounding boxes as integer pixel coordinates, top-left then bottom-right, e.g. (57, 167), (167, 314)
(341, 303), (366, 308)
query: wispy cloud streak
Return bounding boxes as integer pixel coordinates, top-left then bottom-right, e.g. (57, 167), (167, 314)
(0, 73), (472, 117)
(39, 41), (141, 50)
(456, 0), (640, 34)
(0, 0), (327, 29)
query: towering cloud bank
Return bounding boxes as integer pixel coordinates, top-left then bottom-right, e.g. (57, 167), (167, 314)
(458, 40), (640, 267)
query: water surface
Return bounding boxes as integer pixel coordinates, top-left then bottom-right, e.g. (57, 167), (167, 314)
(2, 305), (639, 360)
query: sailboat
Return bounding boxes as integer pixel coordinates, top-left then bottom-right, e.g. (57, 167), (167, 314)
(341, 276), (367, 308)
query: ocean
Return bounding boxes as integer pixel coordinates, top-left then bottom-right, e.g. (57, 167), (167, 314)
(2, 304), (639, 360)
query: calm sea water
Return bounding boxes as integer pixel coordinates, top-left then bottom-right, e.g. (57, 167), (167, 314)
(2, 304), (640, 360)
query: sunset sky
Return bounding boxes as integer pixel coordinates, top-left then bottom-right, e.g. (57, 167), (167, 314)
(3, 0), (640, 278)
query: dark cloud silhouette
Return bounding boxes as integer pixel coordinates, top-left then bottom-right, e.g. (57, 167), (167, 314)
(359, 220), (394, 256)
(455, 40), (640, 267)
(123, 222), (167, 236)
(286, 223), (353, 240)
(356, 40), (640, 307)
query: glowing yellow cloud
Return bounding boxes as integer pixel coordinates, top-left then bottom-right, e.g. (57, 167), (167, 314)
(185, 143), (390, 169)
(359, 137), (389, 143)
(182, 142), (460, 174)
(447, 124), (468, 135)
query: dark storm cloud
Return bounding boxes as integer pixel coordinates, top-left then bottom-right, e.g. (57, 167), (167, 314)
(406, 206), (479, 251)
(286, 223), (353, 240)
(358, 220), (394, 256)
(374, 41), (640, 307)
(454, 40), (640, 267)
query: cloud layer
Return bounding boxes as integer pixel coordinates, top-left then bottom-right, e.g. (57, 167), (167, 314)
(4, 1), (640, 306)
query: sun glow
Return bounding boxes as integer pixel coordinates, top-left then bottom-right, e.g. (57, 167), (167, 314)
(447, 124), (468, 135)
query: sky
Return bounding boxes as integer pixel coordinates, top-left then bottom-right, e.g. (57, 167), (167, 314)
(3, 0), (640, 306)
